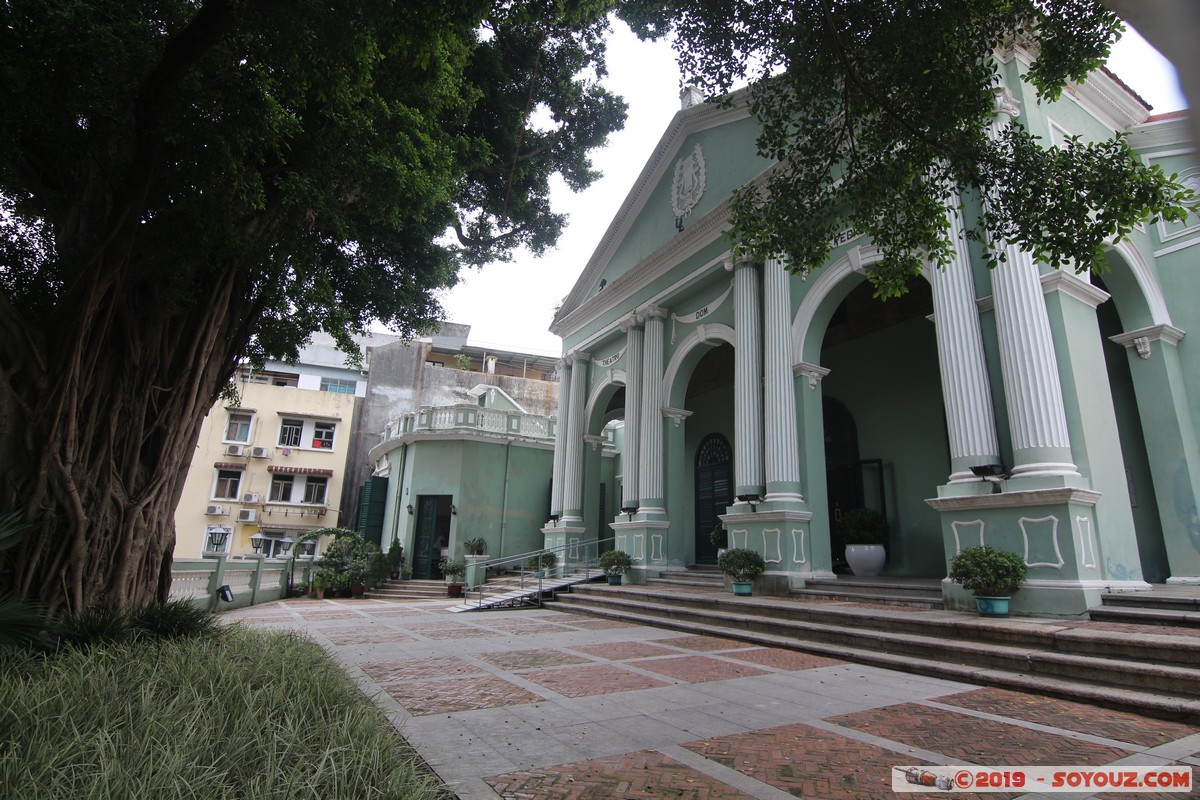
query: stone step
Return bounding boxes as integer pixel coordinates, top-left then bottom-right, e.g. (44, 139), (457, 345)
(1089, 605), (1200, 628)
(803, 578), (944, 600)
(789, 588), (944, 609)
(1099, 590), (1200, 613)
(549, 601), (1200, 723)
(646, 577), (725, 590)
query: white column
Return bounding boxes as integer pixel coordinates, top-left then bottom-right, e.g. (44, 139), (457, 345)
(987, 90), (1078, 478)
(549, 358), (568, 519)
(637, 306), (667, 514)
(620, 316), (643, 511)
(561, 352), (591, 520)
(930, 207), (1002, 483)
(762, 256), (803, 502)
(733, 259), (764, 498)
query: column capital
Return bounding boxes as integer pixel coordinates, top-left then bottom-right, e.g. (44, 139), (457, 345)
(565, 350), (592, 365)
(619, 313), (643, 332)
(724, 254), (760, 272)
(991, 86), (1021, 125)
(639, 303), (669, 321)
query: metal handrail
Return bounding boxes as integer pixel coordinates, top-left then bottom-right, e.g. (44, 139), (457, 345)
(467, 535), (620, 609)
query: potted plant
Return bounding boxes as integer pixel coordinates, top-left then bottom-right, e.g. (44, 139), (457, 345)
(462, 537), (488, 556)
(386, 541), (404, 580)
(598, 549), (632, 585)
(439, 557), (466, 597)
(313, 567), (337, 599)
(368, 552), (391, 590)
(948, 545), (1029, 618)
(710, 523), (728, 558)
(836, 508), (889, 577)
(717, 548), (766, 595)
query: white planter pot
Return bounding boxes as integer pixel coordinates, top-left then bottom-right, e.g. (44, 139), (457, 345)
(845, 544), (886, 577)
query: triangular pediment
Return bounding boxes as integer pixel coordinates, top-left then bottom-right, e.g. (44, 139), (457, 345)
(551, 92), (772, 333)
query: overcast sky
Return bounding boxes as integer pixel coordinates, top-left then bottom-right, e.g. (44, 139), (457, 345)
(437, 22), (1189, 358)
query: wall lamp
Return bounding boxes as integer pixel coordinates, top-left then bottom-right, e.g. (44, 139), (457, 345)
(970, 464), (1008, 494)
(406, 504), (414, 515)
(621, 504), (638, 521)
(450, 504), (457, 516)
(736, 494), (761, 512)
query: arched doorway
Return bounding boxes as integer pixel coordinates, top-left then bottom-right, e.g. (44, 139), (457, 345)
(694, 433), (733, 563)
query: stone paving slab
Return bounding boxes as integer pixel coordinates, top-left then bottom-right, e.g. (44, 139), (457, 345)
(247, 599), (1200, 800)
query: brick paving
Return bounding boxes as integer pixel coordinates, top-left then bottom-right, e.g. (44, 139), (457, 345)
(361, 657), (483, 683)
(936, 686), (1200, 747)
(476, 648), (592, 671)
(485, 750), (756, 800)
(382, 675), (543, 716)
(569, 641), (679, 660)
(722, 647), (845, 671)
(521, 663), (671, 697)
(663, 634), (758, 652)
(250, 597), (1200, 800)
(828, 703), (1134, 765)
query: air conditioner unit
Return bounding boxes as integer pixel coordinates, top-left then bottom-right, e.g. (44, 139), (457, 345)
(237, 509), (257, 523)
(205, 504), (226, 516)
(250, 446), (271, 458)
(224, 444), (245, 457)
(241, 492), (261, 504)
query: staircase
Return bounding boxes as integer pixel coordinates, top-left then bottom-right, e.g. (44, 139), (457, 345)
(791, 576), (944, 608)
(645, 564), (725, 591)
(365, 579), (452, 600)
(1091, 585), (1200, 628)
(550, 583), (1200, 722)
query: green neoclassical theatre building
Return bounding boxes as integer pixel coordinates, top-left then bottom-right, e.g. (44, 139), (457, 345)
(540, 61), (1200, 617)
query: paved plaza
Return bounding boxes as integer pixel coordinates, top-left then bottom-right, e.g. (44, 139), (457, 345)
(226, 598), (1200, 799)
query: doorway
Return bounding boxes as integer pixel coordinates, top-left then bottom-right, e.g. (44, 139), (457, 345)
(694, 433), (733, 564)
(412, 494), (453, 579)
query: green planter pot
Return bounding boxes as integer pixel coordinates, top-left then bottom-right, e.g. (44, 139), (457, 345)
(606, 574), (622, 586)
(731, 581), (753, 596)
(975, 596), (1010, 617)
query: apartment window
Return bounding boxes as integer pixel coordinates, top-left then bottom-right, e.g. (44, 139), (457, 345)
(320, 377), (357, 394)
(214, 470), (241, 500)
(279, 418), (303, 448)
(224, 412), (252, 443)
(312, 422), (335, 449)
(269, 474), (294, 503)
(303, 476), (328, 505)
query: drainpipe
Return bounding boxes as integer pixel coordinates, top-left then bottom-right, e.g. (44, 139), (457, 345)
(499, 438), (513, 557)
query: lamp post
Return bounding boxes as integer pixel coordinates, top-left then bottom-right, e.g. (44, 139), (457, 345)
(249, 532), (265, 554)
(280, 536), (296, 596)
(204, 527), (232, 610)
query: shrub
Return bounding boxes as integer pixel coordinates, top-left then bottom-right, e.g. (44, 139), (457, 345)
(598, 549), (632, 576)
(60, 606), (130, 649)
(438, 558), (465, 580)
(835, 508), (890, 546)
(462, 537), (488, 556)
(709, 523), (728, 550)
(717, 548), (766, 582)
(948, 546), (1029, 597)
(127, 600), (220, 641)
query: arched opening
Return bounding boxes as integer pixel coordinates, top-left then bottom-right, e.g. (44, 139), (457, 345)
(678, 342), (735, 565)
(818, 276), (949, 577)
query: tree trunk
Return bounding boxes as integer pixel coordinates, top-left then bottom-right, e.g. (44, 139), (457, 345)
(0, 254), (259, 613)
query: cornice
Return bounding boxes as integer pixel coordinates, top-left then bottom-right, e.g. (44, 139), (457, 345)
(1110, 324), (1186, 348)
(925, 487), (1101, 512)
(1127, 115), (1195, 152)
(1040, 271), (1110, 308)
(1067, 69), (1150, 133)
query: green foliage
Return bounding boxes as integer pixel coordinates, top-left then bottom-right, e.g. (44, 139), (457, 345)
(453, 353), (472, 370)
(620, 1), (1195, 297)
(598, 549), (632, 576)
(0, 628), (445, 799)
(315, 530), (380, 587)
(709, 523), (728, 550)
(387, 541), (405, 573)
(59, 607), (131, 650)
(0, 512), (57, 651)
(835, 508), (890, 546)
(438, 558), (466, 580)
(127, 601), (221, 642)
(717, 548), (766, 582)
(368, 553), (392, 586)
(462, 537), (488, 556)
(949, 545), (1029, 596)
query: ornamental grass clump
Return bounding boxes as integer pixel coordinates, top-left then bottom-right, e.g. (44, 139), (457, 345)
(948, 545), (1029, 597)
(0, 627), (445, 799)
